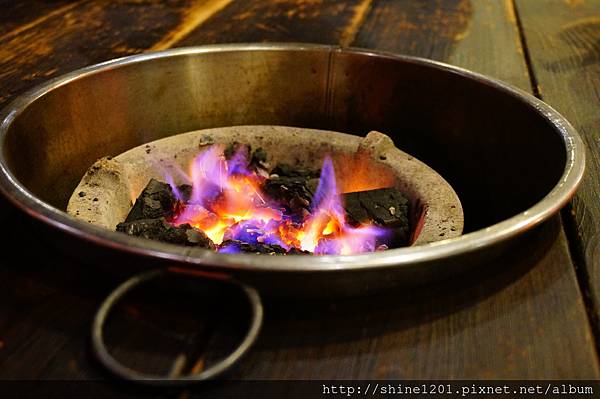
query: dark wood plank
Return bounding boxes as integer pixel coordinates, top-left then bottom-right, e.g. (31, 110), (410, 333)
(0, 0), (233, 219)
(0, 211), (240, 380)
(514, 0), (600, 337)
(175, 0), (373, 46)
(355, 0), (531, 91)
(0, 0), (76, 38)
(0, 217), (596, 380)
(0, 0), (231, 106)
(345, 0), (599, 377)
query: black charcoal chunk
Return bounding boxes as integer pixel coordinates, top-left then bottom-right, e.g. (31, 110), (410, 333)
(343, 187), (410, 246)
(265, 164), (320, 221)
(219, 239), (287, 254)
(125, 179), (177, 222)
(177, 184), (193, 202)
(250, 147), (268, 169)
(224, 142), (247, 159)
(224, 142), (269, 172)
(270, 164), (320, 178)
(263, 175), (316, 221)
(286, 247), (311, 255)
(116, 217), (215, 249)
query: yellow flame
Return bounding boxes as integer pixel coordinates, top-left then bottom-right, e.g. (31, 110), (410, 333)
(199, 220), (229, 244)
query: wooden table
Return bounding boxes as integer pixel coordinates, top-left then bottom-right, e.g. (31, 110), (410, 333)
(1, 0), (600, 388)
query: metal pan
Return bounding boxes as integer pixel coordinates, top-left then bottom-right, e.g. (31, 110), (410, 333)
(0, 44), (585, 297)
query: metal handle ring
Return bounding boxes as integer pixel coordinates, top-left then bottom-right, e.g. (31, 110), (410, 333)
(91, 268), (263, 386)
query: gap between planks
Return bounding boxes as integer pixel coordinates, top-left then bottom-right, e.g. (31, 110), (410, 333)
(512, 0), (600, 369)
(511, 0), (541, 97)
(151, 0), (235, 51)
(339, 0), (375, 48)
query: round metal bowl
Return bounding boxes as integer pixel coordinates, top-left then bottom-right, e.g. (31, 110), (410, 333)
(0, 44), (585, 296)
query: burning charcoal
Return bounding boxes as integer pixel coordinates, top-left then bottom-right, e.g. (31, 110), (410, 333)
(343, 187), (410, 246)
(224, 142), (269, 172)
(222, 220), (265, 243)
(219, 239), (287, 255)
(224, 142), (247, 160)
(125, 179), (177, 222)
(251, 147), (267, 164)
(116, 217), (215, 249)
(263, 162), (321, 221)
(177, 184), (193, 202)
(263, 175), (316, 221)
(250, 147), (268, 171)
(286, 247), (311, 255)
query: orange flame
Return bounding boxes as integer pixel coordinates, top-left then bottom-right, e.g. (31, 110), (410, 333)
(168, 145), (389, 254)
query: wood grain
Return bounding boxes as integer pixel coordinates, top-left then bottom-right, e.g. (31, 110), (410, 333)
(150, 0), (235, 50)
(0, 218), (596, 380)
(514, 0), (600, 335)
(355, 0), (530, 91)
(0, 0), (77, 38)
(0, 0), (220, 219)
(347, 0), (600, 377)
(175, 0), (373, 46)
(233, 219), (597, 379)
(0, 0), (223, 106)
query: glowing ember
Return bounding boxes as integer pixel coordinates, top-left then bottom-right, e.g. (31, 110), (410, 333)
(167, 145), (390, 255)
